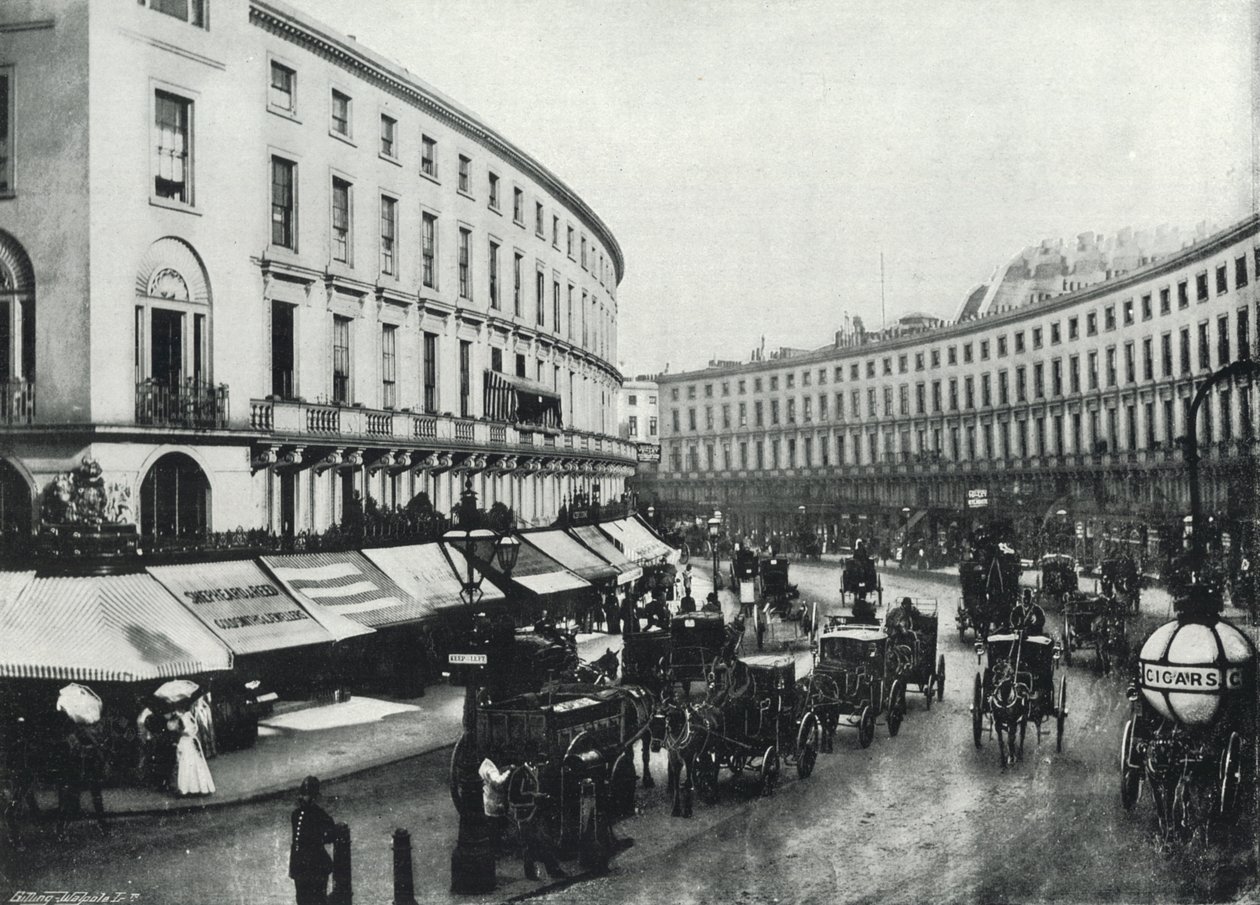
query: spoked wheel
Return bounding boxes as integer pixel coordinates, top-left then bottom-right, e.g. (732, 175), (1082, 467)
(1119, 718), (1141, 811)
(1062, 619), (1073, 666)
(610, 750), (638, 819)
(857, 706), (875, 749)
(924, 678), (933, 711)
(449, 731), (474, 815)
(506, 764), (542, 826)
(887, 682), (906, 738)
(796, 713), (819, 780)
(1219, 731), (1242, 817)
(694, 749), (720, 805)
(1055, 676), (1068, 753)
(936, 655), (946, 702)
(760, 745), (781, 795)
(972, 673), (984, 749)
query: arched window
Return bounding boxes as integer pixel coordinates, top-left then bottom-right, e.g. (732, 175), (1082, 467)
(0, 231), (35, 423)
(140, 452), (209, 540)
(134, 238), (218, 427)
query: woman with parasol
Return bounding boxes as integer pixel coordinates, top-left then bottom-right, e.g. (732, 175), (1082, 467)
(52, 684), (109, 842)
(147, 680), (215, 797)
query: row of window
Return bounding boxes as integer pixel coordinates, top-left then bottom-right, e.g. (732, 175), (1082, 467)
(268, 300), (611, 428)
(666, 249), (1258, 405)
(625, 415), (659, 438)
(266, 59), (615, 292)
(668, 305), (1254, 431)
(666, 390), (1251, 473)
(269, 155), (615, 358)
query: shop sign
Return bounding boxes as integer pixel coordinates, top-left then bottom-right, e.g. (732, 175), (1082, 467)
(636, 443), (662, 463)
(966, 488), (989, 509)
(449, 652), (488, 665)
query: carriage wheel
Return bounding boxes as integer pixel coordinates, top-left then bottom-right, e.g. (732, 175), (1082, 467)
(887, 683), (906, 738)
(507, 764), (541, 826)
(610, 751), (638, 819)
(924, 677), (933, 711)
(1055, 676), (1067, 753)
(760, 745), (781, 795)
(857, 706), (875, 749)
(694, 749), (720, 805)
(972, 673), (984, 749)
(1062, 626), (1073, 667)
(1119, 718), (1141, 811)
(796, 712), (819, 780)
(1219, 731), (1242, 817)
(937, 655), (946, 702)
(449, 732), (474, 816)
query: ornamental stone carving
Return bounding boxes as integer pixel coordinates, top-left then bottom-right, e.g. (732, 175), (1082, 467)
(41, 457), (133, 528)
(252, 446), (280, 470)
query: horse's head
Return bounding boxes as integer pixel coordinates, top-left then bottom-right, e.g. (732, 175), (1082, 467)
(988, 661), (1030, 721)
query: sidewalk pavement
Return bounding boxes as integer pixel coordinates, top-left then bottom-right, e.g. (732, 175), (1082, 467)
(92, 584), (712, 817)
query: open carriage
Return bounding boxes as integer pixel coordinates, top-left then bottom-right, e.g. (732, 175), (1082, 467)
(957, 542), (1022, 642)
(665, 654), (819, 810)
(1037, 554), (1079, 607)
(1100, 556), (1142, 614)
(971, 631), (1066, 767)
(450, 685), (654, 864)
(841, 553), (882, 615)
(759, 557), (801, 616)
(885, 598), (945, 710)
(801, 623), (908, 749)
(1061, 591), (1128, 673)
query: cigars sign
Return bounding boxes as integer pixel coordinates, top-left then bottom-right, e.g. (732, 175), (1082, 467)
(1140, 663), (1244, 692)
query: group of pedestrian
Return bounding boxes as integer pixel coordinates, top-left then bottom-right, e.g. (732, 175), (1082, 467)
(136, 693), (216, 797)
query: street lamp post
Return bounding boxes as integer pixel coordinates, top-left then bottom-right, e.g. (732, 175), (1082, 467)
(445, 480), (520, 895)
(708, 511), (722, 595)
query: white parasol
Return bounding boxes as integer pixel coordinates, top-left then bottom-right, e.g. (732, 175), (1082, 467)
(152, 679), (201, 706)
(56, 683), (103, 725)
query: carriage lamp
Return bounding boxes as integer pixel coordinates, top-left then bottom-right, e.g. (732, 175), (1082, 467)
(1126, 685), (1140, 702)
(974, 641), (985, 657)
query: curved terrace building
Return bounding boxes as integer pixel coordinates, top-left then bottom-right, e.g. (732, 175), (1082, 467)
(650, 214), (1260, 563)
(0, 0), (632, 546)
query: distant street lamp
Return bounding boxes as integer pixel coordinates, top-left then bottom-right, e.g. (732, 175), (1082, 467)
(708, 511), (723, 593)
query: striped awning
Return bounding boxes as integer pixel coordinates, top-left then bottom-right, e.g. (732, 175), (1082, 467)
(522, 530), (620, 584)
(149, 561), (339, 655)
(569, 526), (644, 584)
(0, 572), (233, 682)
(598, 518), (674, 566)
(483, 369), (563, 429)
(263, 551), (439, 628)
(362, 543), (504, 614)
(445, 537), (590, 599)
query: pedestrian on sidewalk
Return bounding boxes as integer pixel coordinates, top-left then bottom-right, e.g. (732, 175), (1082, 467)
(603, 590), (620, 635)
(173, 707), (215, 796)
(682, 564), (693, 597)
(53, 712), (109, 843)
(289, 776), (337, 905)
(620, 589), (639, 634)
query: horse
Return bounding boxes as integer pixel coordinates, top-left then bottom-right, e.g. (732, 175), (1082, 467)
(987, 658), (1031, 769)
(662, 699), (721, 818)
(573, 648), (620, 686)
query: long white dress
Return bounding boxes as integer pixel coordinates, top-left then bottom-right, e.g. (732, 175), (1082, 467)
(174, 710), (216, 796)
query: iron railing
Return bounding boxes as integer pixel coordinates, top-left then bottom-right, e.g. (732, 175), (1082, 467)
(135, 380), (228, 430)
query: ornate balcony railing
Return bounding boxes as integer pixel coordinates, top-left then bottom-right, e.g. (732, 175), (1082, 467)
(246, 397), (638, 463)
(135, 380), (228, 430)
(0, 380), (35, 425)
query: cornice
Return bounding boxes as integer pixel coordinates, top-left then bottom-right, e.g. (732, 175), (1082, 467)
(659, 212), (1260, 384)
(249, 0), (624, 285)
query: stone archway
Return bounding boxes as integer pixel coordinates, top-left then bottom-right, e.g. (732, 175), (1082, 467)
(0, 230), (36, 422)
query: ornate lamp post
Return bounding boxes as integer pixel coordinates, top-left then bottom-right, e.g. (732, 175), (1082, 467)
(707, 510), (722, 594)
(445, 479), (520, 895)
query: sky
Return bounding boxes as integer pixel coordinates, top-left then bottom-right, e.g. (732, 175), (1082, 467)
(290, 0), (1255, 379)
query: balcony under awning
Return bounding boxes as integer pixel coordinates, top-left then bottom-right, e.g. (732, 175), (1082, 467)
(483, 370), (563, 430)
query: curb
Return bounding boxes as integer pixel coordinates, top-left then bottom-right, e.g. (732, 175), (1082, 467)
(102, 737), (459, 819)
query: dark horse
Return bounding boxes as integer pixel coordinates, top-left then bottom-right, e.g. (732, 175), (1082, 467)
(987, 657), (1031, 769)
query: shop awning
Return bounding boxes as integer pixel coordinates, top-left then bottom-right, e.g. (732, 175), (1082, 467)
(599, 517), (676, 565)
(362, 543), (505, 615)
(569, 526), (644, 584)
(483, 369), (563, 430)
(262, 551), (429, 630)
(521, 530), (621, 585)
(0, 572), (233, 682)
(149, 561), (346, 655)
(444, 538), (590, 601)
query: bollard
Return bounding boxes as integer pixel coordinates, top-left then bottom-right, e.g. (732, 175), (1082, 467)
(329, 822), (352, 905)
(393, 828), (418, 905)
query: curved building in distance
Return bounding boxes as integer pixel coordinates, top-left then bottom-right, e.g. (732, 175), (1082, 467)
(0, 0), (632, 547)
(650, 214), (1260, 564)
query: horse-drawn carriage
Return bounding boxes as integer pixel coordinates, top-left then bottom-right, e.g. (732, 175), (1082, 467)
(1101, 556), (1142, 614)
(801, 622), (909, 749)
(663, 653), (818, 812)
(1060, 591), (1128, 673)
(971, 630), (1067, 767)
(957, 535), (1022, 641)
(840, 551), (882, 616)
(730, 548), (760, 610)
(450, 685), (654, 865)
(885, 599), (946, 710)
(1119, 592), (1256, 849)
(1037, 553), (1079, 607)
(759, 558), (800, 616)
